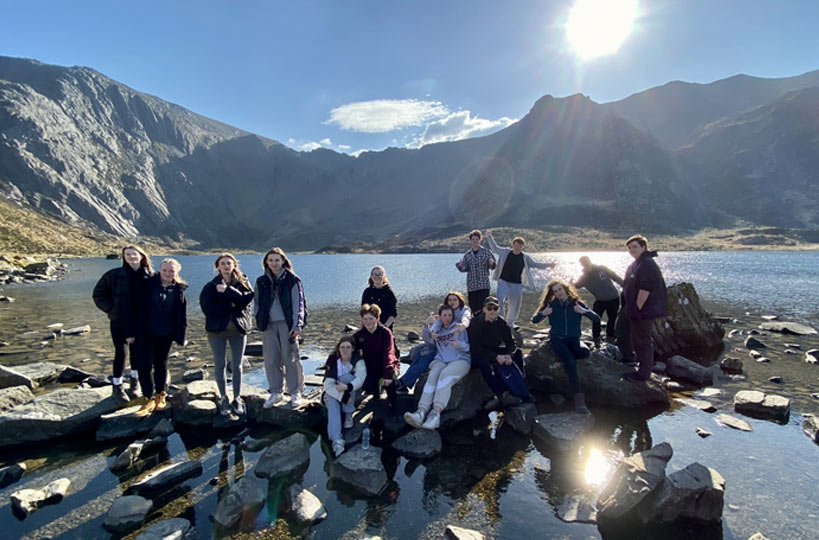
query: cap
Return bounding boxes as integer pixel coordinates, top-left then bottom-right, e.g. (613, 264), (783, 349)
(484, 296), (499, 306)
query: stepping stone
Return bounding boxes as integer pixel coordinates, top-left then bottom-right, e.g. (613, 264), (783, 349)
(733, 390), (790, 422)
(676, 398), (716, 413)
(126, 461), (203, 497)
(102, 495), (153, 533)
(533, 412), (595, 451)
(11, 478), (70, 518)
(714, 413), (752, 432)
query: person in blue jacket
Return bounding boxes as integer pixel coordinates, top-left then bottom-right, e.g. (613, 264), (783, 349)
(532, 278), (600, 414)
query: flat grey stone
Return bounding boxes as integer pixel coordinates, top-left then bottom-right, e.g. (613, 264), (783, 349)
(676, 398), (716, 413)
(174, 399), (217, 426)
(330, 444), (388, 496)
(126, 461), (203, 497)
(254, 432), (311, 478)
(135, 518), (196, 540)
(392, 428), (442, 459)
(533, 412), (595, 451)
(715, 413), (752, 431)
(733, 390), (790, 422)
(445, 525), (485, 540)
(213, 476), (266, 528)
(63, 325), (91, 335)
(102, 495), (153, 533)
(96, 404), (167, 441)
(0, 364), (35, 390)
(287, 484), (327, 523)
(12, 362), (64, 385)
(11, 477), (70, 518)
(0, 384), (33, 411)
(759, 321), (817, 335)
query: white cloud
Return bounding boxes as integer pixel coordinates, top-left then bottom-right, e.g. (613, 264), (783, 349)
(319, 138), (332, 146)
(409, 110), (517, 148)
(298, 141), (322, 151)
(326, 99), (450, 133)
(351, 149), (370, 158)
(287, 137), (296, 144)
(337, 144), (352, 151)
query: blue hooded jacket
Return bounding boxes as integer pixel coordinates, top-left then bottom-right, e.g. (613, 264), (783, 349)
(532, 299), (600, 339)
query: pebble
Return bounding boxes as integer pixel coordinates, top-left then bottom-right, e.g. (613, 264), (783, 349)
(755, 357), (770, 363)
(209, 477), (219, 486)
(768, 376), (783, 383)
(695, 426), (712, 438)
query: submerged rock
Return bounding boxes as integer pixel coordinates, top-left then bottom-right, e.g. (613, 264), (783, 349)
(532, 412), (595, 451)
(666, 355), (713, 387)
(102, 495), (153, 533)
(445, 525), (485, 540)
(11, 477), (70, 518)
(556, 496), (598, 524)
(254, 432), (310, 478)
(287, 484), (327, 524)
(213, 476), (266, 528)
(733, 390), (790, 422)
(744, 336), (766, 349)
(126, 461), (203, 497)
(0, 462), (26, 488)
(0, 384), (33, 411)
(719, 357), (743, 374)
(110, 438), (167, 472)
(135, 518), (196, 540)
(759, 321), (817, 335)
(714, 413), (753, 432)
(392, 428), (442, 459)
(330, 444), (388, 496)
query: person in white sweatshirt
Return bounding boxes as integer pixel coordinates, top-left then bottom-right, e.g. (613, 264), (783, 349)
(403, 304), (471, 430)
(322, 336), (367, 457)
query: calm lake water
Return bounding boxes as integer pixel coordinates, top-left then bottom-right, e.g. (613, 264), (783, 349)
(1, 251), (818, 540)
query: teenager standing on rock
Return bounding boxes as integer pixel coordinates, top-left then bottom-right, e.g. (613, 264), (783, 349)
(200, 253), (254, 417)
(255, 248), (306, 409)
(92, 245), (153, 404)
(456, 230), (496, 313)
(532, 278), (600, 414)
(135, 258), (187, 417)
(616, 235), (668, 382)
(486, 230), (553, 328)
(353, 304), (401, 407)
(323, 336), (366, 456)
(574, 256), (624, 348)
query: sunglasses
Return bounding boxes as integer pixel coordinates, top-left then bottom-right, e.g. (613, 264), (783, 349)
(485, 305), (499, 311)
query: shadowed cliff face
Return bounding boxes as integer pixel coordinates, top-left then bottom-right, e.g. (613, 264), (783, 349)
(0, 55), (817, 250)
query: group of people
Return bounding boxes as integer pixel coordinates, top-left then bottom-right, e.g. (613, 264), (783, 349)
(92, 230), (667, 458)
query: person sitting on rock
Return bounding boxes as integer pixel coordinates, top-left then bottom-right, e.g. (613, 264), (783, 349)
(467, 296), (533, 409)
(532, 278), (600, 414)
(396, 291), (471, 392)
(574, 256), (624, 348)
(353, 304), (401, 407)
(323, 336), (366, 457)
(404, 303), (471, 430)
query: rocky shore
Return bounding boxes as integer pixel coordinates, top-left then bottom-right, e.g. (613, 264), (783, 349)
(0, 256), (67, 286)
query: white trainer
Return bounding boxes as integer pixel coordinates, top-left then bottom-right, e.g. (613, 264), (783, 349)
(290, 393), (301, 408)
(421, 411), (440, 430)
(263, 393), (281, 409)
(332, 439), (345, 457)
(403, 410), (426, 429)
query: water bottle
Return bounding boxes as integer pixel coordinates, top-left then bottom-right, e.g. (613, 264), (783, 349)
(361, 425), (370, 450)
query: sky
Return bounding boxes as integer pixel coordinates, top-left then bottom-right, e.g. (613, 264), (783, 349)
(1, 0), (817, 155)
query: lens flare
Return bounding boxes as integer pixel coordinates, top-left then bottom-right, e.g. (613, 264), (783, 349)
(584, 448), (611, 486)
(566, 0), (639, 60)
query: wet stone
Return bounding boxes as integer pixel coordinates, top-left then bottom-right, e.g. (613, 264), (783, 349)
(330, 444), (388, 496)
(759, 321), (817, 336)
(102, 495), (153, 533)
(254, 432), (311, 478)
(720, 357), (743, 374)
(287, 484), (327, 524)
(556, 496), (598, 523)
(715, 413), (753, 432)
(11, 477), (70, 518)
(676, 398), (716, 413)
(445, 525), (485, 540)
(135, 518), (196, 540)
(695, 426), (712, 438)
(637, 462), (725, 525)
(213, 476), (266, 528)
(733, 390), (790, 422)
(392, 428), (442, 459)
(0, 462), (26, 488)
(96, 404), (169, 441)
(533, 412), (595, 452)
(744, 336), (766, 349)
(126, 460), (203, 497)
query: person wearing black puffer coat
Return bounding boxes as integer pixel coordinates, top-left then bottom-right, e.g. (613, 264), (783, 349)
(92, 245), (153, 403)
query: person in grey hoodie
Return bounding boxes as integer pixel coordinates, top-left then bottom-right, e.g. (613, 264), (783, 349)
(574, 256), (624, 347)
(403, 304), (471, 430)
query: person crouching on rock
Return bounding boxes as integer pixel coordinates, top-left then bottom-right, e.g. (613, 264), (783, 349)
(323, 336), (366, 457)
(532, 278), (600, 414)
(404, 303), (471, 430)
(135, 258), (188, 417)
(255, 247), (306, 409)
(200, 253), (254, 417)
(467, 296), (533, 410)
(92, 245), (153, 404)
(353, 304), (401, 407)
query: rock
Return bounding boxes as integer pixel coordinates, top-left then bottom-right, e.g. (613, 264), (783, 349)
(533, 412), (595, 451)
(445, 525), (485, 540)
(696, 388), (722, 398)
(0, 295), (15, 302)
(784, 342), (801, 349)
(651, 283), (725, 355)
(811, 393), (819, 400)
(96, 404), (168, 441)
(180, 380), (220, 404)
(148, 417), (175, 438)
(244, 341), (263, 356)
(63, 325), (91, 336)
(9, 361), (64, 385)
(805, 349), (819, 365)
(556, 496), (598, 524)
(638, 462), (725, 525)
(213, 476), (266, 528)
(802, 414), (818, 443)
(666, 355), (713, 387)
(254, 432), (311, 478)
(407, 331), (421, 342)
(213, 411), (246, 429)
(768, 376), (783, 383)
(330, 444), (388, 496)
(110, 438), (167, 472)
(174, 399), (217, 426)
(747, 534), (770, 540)
(548, 393), (566, 406)
(596, 443), (673, 525)
(526, 343), (669, 408)
(181, 368), (206, 382)
(58, 366), (94, 383)
(760, 315), (778, 321)
(676, 398), (716, 413)
(0, 462), (26, 488)
(246, 391), (325, 428)
(45, 323), (64, 329)
(664, 381), (685, 392)
(695, 427), (712, 438)
(755, 357), (770, 363)
(83, 375), (111, 387)
(0, 384), (33, 411)
(102, 495), (153, 533)
(413, 369), (494, 428)
(344, 324), (358, 333)
(126, 461), (203, 497)
(0, 386), (119, 448)
(392, 429), (442, 459)
(11, 477), (70, 518)
(727, 329), (742, 338)
(744, 336), (766, 349)
(719, 357), (743, 374)
(715, 413), (753, 432)
(504, 402), (537, 434)
(759, 321), (817, 335)
(242, 435), (276, 452)
(748, 350), (762, 359)
(747, 329), (760, 335)
(733, 390), (790, 422)
(287, 484), (327, 524)
(651, 362), (666, 373)
(785, 349), (797, 355)
(135, 518), (196, 540)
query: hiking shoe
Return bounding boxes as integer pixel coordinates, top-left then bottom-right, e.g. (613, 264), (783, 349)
(332, 439), (345, 457)
(421, 411), (440, 430)
(290, 393), (301, 408)
(501, 393), (522, 407)
(623, 372), (649, 382)
(154, 391), (168, 411)
(344, 413), (354, 429)
(219, 396), (232, 416)
(263, 392), (281, 409)
(574, 393), (590, 414)
(232, 396), (245, 416)
(112, 384), (129, 404)
(135, 397), (156, 417)
(404, 410), (426, 429)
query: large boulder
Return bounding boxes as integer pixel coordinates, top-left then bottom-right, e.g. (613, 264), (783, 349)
(126, 461), (203, 498)
(102, 495), (153, 534)
(135, 518), (196, 540)
(733, 390), (790, 422)
(11, 477), (70, 518)
(0, 385), (33, 411)
(96, 404), (170, 441)
(245, 392), (325, 429)
(637, 462), (725, 525)
(532, 412), (595, 452)
(650, 283), (725, 356)
(392, 428), (442, 459)
(526, 344), (669, 408)
(666, 355), (713, 387)
(11, 362), (64, 386)
(213, 476), (266, 528)
(330, 444), (388, 496)
(0, 364), (35, 390)
(0, 387), (119, 448)
(412, 369), (494, 428)
(254, 432), (311, 478)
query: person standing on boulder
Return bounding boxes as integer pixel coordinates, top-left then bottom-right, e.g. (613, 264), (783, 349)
(200, 253), (254, 417)
(353, 304), (401, 407)
(532, 278), (600, 414)
(486, 230), (553, 328)
(92, 245), (153, 404)
(255, 248), (306, 409)
(616, 235), (668, 382)
(574, 256), (624, 348)
(456, 230), (496, 313)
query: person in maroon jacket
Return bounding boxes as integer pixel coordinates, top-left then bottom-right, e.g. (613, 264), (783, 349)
(353, 304), (401, 406)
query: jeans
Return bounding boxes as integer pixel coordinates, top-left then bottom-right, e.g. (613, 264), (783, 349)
(137, 333), (173, 397)
(399, 350), (435, 387)
(324, 368), (357, 442)
(592, 298), (620, 342)
(208, 334), (247, 399)
(496, 279), (523, 326)
(550, 337), (590, 393)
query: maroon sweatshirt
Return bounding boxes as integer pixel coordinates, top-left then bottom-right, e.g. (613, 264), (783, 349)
(353, 324), (400, 379)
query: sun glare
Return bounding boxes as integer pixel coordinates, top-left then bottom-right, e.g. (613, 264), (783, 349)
(566, 0), (639, 61)
(584, 448), (612, 486)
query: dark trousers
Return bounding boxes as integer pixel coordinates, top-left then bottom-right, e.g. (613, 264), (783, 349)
(472, 349), (526, 398)
(362, 371), (397, 406)
(550, 337), (590, 393)
(467, 289), (490, 314)
(592, 298), (620, 341)
(138, 333), (173, 397)
(109, 321), (137, 379)
(615, 311), (655, 378)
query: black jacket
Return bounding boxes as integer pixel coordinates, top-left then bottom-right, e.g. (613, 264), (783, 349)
(361, 284), (398, 325)
(92, 263), (152, 337)
(467, 311), (517, 362)
(200, 275), (254, 334)
(140, 274), (188, 345)
(622, 250), (668, 320)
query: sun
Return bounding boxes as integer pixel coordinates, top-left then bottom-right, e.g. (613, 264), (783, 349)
(566, 0), (639, 61)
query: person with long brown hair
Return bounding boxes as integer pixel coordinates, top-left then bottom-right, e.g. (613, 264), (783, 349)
(361, 265), (398, 330)
(255, 247), (307, 408)
(92, 245), (153, 403)
(532, 278), (600, 413)
(322, 336), (367, 456)
(200, 253), (254, 417)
